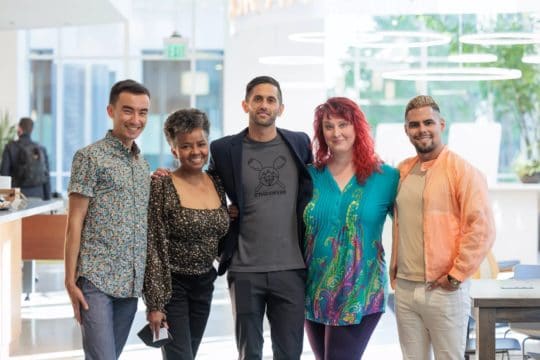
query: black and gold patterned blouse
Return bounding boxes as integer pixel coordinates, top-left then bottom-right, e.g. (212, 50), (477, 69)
(143, 172), (229, 312)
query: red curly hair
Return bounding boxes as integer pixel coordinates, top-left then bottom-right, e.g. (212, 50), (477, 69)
(312, 97), (381, 184)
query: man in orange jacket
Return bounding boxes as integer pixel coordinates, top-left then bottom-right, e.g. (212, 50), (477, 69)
(390, 95), (495, 359)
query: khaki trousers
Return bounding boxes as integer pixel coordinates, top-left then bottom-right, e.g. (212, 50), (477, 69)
(395, 278), (470, 360)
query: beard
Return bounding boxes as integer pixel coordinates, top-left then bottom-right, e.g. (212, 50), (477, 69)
(250, 112), (276, 127)
(414, 142), (437, 154)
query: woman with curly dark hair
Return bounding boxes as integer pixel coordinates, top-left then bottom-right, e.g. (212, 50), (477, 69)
(143, 109), (229, 359)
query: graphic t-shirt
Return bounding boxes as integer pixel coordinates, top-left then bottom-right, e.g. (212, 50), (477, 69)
(229, 134), (304, 272)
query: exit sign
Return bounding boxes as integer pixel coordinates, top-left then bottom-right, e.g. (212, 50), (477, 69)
(165, 43), (186, 59)
(163, 33), (188, 60)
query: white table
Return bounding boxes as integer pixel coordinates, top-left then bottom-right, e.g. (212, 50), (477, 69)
(0, 199), (63, 358)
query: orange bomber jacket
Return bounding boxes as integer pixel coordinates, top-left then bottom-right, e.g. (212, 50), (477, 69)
(390, 146), (495, 289)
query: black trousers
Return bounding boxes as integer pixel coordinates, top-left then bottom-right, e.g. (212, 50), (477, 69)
(162, 269), (217, 360)
(227, 269), (306, 360)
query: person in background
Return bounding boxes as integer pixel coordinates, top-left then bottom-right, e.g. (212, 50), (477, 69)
(390, 95), (495, 359)
(64, 79), (151, 360)
(303, 97), (399, 360)
(0, 117), (51, 200)
(143, 108), (229, 359)
(208, 75), (313, 360)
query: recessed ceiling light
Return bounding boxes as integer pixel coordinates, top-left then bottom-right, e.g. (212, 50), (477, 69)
(460, 32), (540, 46)
(258, 56), (324, 65)
(382, 67), (521, 81)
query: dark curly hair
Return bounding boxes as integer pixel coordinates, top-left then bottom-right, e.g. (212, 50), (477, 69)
(164, 108), (210, 146)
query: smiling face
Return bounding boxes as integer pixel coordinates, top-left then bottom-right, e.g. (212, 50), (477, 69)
(171, 128), (209, 172)
(107, 92), (150, 148)
(242, 83), (284, 129)
(322, 115), (356, 156)
(404, 105), (446, 161)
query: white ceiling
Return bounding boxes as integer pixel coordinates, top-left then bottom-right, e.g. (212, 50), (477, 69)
(0, 0), (125, 31)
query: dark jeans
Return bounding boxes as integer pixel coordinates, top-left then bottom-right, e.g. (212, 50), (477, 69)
(78, 277), (138, 360)
(305, 312), (383, 360)
(227, 269), (306, 360)
(162, 269), (217, 360)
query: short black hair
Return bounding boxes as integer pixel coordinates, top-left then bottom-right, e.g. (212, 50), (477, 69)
(109, 79), (151, 105)
(245, 76), (282, 104)
(18, 117), (33, 134)
(164, 108), (210, 146)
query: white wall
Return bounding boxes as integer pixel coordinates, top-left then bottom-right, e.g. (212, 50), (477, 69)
(0, 31), (18, 124)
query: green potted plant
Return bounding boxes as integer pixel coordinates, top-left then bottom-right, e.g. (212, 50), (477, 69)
(514, 155), (540, 183)
(0, 110), (16, 160)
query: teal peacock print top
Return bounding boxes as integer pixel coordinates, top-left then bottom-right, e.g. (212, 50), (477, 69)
(303, 163), (399, 326)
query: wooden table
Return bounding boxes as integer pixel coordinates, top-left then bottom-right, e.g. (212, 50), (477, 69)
(470, 279), (540, 359)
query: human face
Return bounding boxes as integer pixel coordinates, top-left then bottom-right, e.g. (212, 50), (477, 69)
(404, 106), (446, 161)
(242, 83), (284, 129)
(107, 92), (150, 147)
(171, 128), (209, 172)
(322, 115), (356, 156)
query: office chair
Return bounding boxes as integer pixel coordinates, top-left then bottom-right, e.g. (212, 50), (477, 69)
(505, 264), (540, 359)
(465, 316), (521, 360)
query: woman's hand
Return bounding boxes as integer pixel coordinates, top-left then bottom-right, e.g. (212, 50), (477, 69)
(147, 310), (168, 338)
(228, 204), (239, 220)
(151, 168), (171, 179)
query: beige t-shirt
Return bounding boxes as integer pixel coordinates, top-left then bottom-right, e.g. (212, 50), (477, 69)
(396, 162), (426, 282)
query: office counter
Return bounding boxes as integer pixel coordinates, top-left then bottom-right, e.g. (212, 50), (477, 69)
(0, 199), (64, 358)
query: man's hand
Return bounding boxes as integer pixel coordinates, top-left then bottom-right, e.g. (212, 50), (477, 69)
(427, 274), (459, 292)
(389, 265), (397, 290)
(66, 282), (89, 324)
(151, 168), (171, 179)
(147, 310), (168, 339)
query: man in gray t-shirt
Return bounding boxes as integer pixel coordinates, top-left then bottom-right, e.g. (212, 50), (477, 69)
(209, 76), (312, 360)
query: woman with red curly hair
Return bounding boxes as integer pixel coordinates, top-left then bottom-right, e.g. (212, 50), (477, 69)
(303, 97), (398, 359)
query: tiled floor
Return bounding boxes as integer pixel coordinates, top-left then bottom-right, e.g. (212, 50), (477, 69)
(11, 261), (402, 359)
(10, 261), (535, 359)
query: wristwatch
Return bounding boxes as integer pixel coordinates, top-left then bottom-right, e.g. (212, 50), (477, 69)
(447, 274), (461, 289)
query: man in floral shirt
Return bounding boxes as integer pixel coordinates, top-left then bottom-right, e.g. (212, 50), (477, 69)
(64, 79), (151, 359)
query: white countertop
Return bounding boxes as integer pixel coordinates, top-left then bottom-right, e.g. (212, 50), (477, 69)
(0, 199), (64, 224)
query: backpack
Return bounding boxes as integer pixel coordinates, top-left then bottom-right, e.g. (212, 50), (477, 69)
(12, 141), (48, 187)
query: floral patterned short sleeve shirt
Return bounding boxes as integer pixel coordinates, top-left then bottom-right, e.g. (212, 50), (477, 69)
(68, 131), (151, 298)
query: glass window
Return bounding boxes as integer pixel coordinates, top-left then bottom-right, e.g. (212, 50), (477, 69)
(25, 0), (225, 193)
